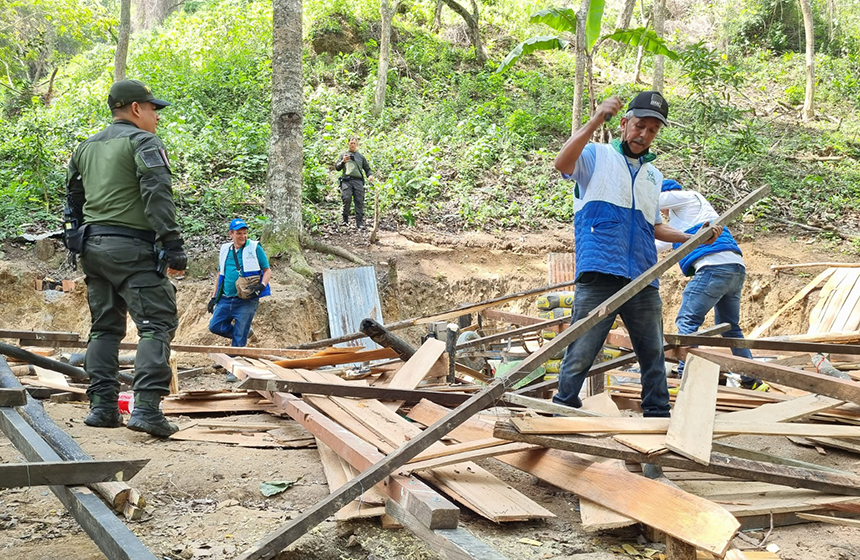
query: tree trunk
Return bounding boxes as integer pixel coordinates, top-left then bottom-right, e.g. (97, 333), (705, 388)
(617, 0), (636, 29)
(571, 0), (590, 133)
(131, 0), (178, 32)
(614, 0), (637, 52)
(633, 1), (649, 84)
(651, 0), (665, 92)
(440, 0), (487, 65)
(798, 0), (815, 121)
(432, 0), (443, 32)
(372, 0), (400, 117)
(114, 0), (131, 82)
(264, 0), (310, 275)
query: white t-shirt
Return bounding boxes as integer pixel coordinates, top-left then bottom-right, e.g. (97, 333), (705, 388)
(655, 189), (744, 272)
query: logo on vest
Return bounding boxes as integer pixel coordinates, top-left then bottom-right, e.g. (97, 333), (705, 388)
(646, 168), (656, 185)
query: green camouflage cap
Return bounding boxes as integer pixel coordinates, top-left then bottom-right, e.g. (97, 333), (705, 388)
(107, 79), (170, 110)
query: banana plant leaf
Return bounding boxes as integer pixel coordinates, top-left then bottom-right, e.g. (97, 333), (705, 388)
(496, 35), (570, 74)
(529, 7), (577, 33)
(603, 27), (680, 60)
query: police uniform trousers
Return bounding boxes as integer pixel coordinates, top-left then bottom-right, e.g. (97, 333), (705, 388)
(81, 235), (177, 401)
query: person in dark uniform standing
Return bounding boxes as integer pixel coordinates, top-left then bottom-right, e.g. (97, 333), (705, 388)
(334, 136), (374, 228)
(64, 79), (187, 437)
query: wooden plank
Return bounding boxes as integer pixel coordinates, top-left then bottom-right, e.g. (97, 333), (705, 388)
(0, 329), (81, 341)
(509, 416), (860, 437)
(383, 338), (447, 410)
(480, 309), (552, 327)
(317, 440), (387, 521)
(0, 459), (149, 488)
(796, 512), (860, 528)
(805, 436), (860, 455)
(409, 401), (740, 555)
(294, 368), (553, 522)
(808, 268), (847, 334)
(162, 394), (277, 415)
(385, 500), (511, 560)
(818, 268), (860, 333)
(0, 401), (158, 559)
(217, 356), (461, 530)
(832, 270), (860, 333)
(272, 347), (398, 369)
(771, 262), (860, 271)
(492, 421), (860, 496)
(0, 387), (27, 406)
(299, 280), (579, 350)
(664, 334), (860, 355)
(398, 442), (540, 474)
(690, 349), (860, 405)
(234, 186), (769, 560)
(666, 354), (720, 465)
(169, 425), (314, 448)
(239, 377), (473, 407)
(749, 268), (835, 338)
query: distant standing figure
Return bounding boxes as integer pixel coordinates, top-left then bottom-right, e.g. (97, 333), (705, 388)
(334, 137), (373, 228)
(208, 219), (271, 381)
(65, 79), (186, 438)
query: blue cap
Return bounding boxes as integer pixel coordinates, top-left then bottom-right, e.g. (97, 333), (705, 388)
(661, 179), (683, 192)
(229, 218), (248, 231)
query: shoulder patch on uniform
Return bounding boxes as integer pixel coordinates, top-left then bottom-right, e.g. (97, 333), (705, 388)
(140, 149), (167, 169)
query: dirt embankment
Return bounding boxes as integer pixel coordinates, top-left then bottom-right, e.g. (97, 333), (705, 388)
(1, 228), (860, 560)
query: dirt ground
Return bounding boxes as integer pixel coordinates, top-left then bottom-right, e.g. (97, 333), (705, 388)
(2, 224), (860, 560)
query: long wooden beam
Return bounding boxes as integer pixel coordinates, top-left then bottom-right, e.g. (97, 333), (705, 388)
(0, 362), (157, 560)
(235, 186), (769, 560)
(218, 357), (460, 530)
(297, 280), (579, 349)
(689, 349), (860, 405)
(515, 322), (733, 396)
(493, 422), (860, 496)
(665, 334), (860, 355)
(0, 459), (149, 488)
(238, 377), (474, 407)
(9, 337), (317, 358)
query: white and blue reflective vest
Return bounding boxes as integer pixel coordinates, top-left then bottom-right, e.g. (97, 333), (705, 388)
(573, 142), (663, 287)
(216, 240), (271, 298)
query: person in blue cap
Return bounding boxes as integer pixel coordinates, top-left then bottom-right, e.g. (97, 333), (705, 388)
(656, 179), (768, 391)
(208, 218), (271, 380)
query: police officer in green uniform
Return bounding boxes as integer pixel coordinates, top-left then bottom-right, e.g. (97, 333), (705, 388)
(64, 79), (186, 438)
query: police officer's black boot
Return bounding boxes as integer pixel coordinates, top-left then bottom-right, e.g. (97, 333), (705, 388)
(84, 395), (123, 428)
(127, 391), (178, 438)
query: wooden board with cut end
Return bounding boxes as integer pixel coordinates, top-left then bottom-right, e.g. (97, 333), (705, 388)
(665, 354), (721, 465)
(317, 439), (387, 521)
(407, 400), (739, 556)
(169, 425), (314, 448)
(382, 338), (447, 411)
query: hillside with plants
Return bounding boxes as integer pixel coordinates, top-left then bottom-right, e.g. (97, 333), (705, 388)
(1, 0), (859, 249)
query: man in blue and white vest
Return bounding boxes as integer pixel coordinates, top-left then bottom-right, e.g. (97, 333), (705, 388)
(552, 92), (722, 420)
(208, 218), (271, 379)
(657, 179), (768, 391)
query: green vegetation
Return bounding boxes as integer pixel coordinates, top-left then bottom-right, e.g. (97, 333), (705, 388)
(0, 0), (858, 244)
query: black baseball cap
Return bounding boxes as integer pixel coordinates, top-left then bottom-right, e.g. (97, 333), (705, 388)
(107, 79), (170, 110)
(627, 91), (669, 125)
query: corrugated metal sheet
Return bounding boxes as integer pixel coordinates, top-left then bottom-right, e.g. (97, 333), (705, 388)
(322, 266), (383, 349)
(547, 252), (576, 284)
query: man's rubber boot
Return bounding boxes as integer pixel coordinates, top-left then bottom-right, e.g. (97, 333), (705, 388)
(84, 395), (123, 428)
(127, 391), (178, 438)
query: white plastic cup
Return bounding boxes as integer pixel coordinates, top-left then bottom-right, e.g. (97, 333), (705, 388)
(118, 392), (135, 415)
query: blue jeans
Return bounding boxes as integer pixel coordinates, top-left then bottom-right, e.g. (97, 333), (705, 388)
(209, 297), (259, 347)
(553, 273), (670, 418)
(675, 263), (755, 383)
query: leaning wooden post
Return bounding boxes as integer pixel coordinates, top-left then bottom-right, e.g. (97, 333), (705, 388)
(359, 318), (416, 360)
(235, 186), (769, 560)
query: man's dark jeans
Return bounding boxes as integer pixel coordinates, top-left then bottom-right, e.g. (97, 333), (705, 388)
(675, 263), (756, 384)
(209, 296), (259, 347)
(340, 177), (365, 227)
(552, 273), (670, 418)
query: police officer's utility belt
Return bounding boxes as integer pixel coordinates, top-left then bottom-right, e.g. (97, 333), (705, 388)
(85, 225), (156, 243)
